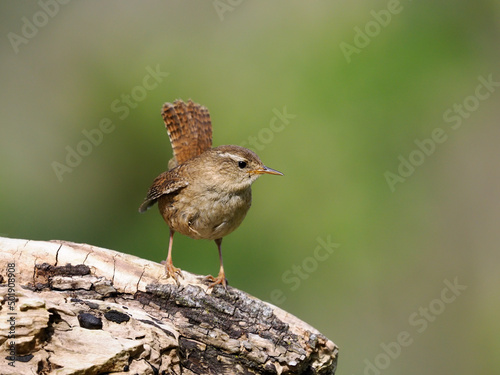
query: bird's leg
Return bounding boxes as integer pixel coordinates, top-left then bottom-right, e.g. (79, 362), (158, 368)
(163, 228), (182, 281)
(205, 238), (227, 288)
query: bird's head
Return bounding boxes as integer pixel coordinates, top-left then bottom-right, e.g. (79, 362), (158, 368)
(203, 145), (283, 191)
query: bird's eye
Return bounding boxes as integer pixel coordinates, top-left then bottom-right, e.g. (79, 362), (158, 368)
(238, 161), (247, 169)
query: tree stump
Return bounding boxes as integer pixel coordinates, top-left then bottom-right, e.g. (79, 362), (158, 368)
(0, 237), (338, 374)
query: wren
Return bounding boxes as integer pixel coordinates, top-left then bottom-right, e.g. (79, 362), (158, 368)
(139, 99), (282, 287)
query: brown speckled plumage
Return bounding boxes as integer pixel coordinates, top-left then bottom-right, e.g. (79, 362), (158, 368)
(162, 99), (212, 167)
(139, 100), (282, 287)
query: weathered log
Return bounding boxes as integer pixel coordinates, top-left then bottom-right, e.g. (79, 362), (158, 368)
(0, 237), (338, 374)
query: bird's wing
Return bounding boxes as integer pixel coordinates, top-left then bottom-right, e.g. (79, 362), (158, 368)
(162, 99), (212, 168)
(138, 170), (189, 213)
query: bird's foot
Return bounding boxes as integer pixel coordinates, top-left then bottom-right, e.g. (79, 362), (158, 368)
(204, 273), (228, 289)
(161, 260), (183, 284)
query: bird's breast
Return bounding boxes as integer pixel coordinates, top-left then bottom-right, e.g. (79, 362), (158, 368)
(159, 186), (252, 240)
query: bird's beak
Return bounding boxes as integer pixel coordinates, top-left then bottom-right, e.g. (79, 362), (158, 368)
(251, 166), (283, 176)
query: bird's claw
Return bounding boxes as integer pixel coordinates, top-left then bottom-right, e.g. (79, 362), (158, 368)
(162, 261), (183, 284)
(204, 273), (228, 289)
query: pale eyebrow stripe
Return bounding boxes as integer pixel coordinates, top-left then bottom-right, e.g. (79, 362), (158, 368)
(218, 152), (245, 162)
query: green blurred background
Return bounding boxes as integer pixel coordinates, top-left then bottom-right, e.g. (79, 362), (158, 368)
(1, 1), (499, 373)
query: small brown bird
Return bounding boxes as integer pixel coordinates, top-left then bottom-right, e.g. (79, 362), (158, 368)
(139, 99), (282, 287)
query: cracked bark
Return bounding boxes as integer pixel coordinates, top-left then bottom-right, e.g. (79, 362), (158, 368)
(0, 237), (338, 375)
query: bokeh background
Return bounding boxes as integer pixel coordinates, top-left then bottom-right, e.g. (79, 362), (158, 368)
(1, 1), (499, 373)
